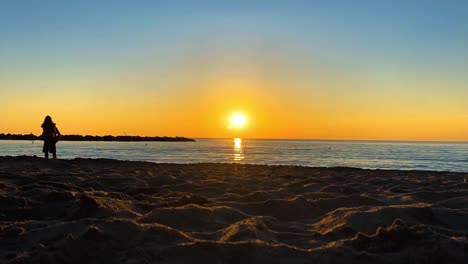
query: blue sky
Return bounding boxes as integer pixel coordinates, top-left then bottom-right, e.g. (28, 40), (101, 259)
(2, 1), (467, 73)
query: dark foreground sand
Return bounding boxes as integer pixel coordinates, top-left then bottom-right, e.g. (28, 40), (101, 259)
(0, 156), (467, 264)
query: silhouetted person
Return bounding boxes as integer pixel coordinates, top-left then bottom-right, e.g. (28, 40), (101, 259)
(41, 116), (61, 159)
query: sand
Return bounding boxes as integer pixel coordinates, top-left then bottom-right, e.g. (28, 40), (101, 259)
(0, 156), (467, 263)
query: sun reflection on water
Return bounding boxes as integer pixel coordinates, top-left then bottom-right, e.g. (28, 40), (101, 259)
(233, 138), (244, 161)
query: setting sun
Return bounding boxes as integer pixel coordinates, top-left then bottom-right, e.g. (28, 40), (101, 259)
(229, 114), (247, 129)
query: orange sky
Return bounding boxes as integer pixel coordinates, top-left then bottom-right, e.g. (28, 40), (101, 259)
(2, 64), (467, 141)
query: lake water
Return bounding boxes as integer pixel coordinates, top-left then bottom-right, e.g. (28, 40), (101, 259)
(0, 139), (467, 172)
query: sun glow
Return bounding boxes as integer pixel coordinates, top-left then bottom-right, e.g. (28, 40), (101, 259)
(233, 138), (243, 161)
(229, 113), (246, 129)
(234, 137), (242, 149)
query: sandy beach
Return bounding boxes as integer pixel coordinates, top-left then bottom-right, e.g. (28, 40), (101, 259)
(0, 156), (467, 263)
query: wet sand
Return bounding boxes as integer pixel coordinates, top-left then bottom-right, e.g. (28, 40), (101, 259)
(0, 156), (467, 263)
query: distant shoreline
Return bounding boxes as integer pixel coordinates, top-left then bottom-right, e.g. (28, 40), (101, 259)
(0, 133), (195, 142)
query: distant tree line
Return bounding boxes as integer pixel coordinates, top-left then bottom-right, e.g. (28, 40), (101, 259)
(0, 133), (195, 142)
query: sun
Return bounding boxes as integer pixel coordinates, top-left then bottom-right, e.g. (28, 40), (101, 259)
(229, 113), (246, 129)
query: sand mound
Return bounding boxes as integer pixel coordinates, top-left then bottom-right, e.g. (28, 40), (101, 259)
(139, 204), (248, 231)
(351, 218), (410, 252)
(404, 191), (456, 203)
(164, 193), (212, 207)
(218, 217), (276, 242)
(219, 191), (272, 202)
(3, 219), (193, 264)
(312, 203), (438, 237)
(346, 218), (467, 263)
(431, 207), (468, 230)
(311, 194), (388, 212)
(224, 196), (324, 221)
(66, 192), (141, 220)
(436, 196), (468, 209)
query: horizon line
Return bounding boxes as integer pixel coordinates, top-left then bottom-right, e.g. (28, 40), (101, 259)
(1, 132), (467, 143)
(196, 137), (468, 143)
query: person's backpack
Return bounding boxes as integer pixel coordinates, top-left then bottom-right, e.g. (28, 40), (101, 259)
(52, 126), (59, 143)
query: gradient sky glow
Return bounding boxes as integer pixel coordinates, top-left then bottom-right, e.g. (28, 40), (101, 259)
(1, 1), (468, 140)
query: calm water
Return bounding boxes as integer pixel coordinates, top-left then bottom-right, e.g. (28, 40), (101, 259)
(0, 139), (467, 172)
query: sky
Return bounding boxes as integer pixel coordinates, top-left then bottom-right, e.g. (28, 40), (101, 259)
(1, 1), (467, 141)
